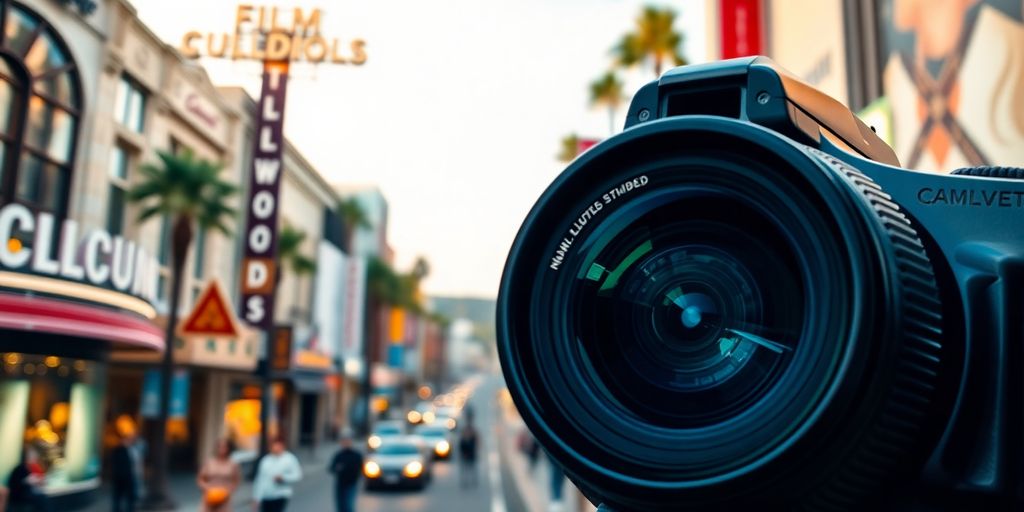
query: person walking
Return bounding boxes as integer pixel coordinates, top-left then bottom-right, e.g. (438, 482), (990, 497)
(457, 421), (479, 488)
(328, 431), (363, 512)
(197, 439), (241, 512)
(110, 434), (140, 512)
(6, 446), (50, 512)
(253, 439), (302, 512)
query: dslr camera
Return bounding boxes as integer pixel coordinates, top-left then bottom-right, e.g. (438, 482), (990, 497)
(497, 57), (1024, 511)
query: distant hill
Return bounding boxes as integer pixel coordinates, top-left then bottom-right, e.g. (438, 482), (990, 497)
(429, 296), (496, 344)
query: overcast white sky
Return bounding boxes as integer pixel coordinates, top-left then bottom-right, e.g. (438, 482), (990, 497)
(133, 0), (707, 299)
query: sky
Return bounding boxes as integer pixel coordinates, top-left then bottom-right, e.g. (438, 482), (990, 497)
(133, 0), (708, 299)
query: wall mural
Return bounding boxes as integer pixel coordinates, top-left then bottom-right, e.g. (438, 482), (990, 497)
(880, 0), (1024, 171)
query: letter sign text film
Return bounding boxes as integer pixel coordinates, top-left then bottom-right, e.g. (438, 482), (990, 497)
(241, 60), (290, 329)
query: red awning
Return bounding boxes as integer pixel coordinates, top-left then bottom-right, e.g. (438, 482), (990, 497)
(0, 292), (163, 351)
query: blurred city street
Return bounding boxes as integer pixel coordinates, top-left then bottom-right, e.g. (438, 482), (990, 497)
(5, 0), (1022, 510)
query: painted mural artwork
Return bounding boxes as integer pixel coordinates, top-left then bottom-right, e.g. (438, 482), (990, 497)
(880, 0), (1024, 172)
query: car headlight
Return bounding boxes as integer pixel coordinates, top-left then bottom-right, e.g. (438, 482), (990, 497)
(407, 410), (422, 423)
(364, 461), (381, 478)
(403, 460), (423, 478)
(368, 435), (381, 449)
(435, 440), (450, 456)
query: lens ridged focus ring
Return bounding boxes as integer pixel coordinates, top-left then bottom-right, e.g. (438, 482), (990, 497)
(804, 148), (943, 510)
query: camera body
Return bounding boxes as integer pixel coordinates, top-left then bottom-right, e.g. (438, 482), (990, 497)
(498, 57), (1024, 511)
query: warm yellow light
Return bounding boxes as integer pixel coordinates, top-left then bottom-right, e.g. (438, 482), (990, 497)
(371, 397), (389, 413)
(446, 418), (456, 430)
(4, 353), (19, 365)
(115, 414), (137, 437)
(49, 402), (70, 430)
(368, 435), (382, 450)
(417, 386), (432, 400)
(7, 238), (21, 253)
(73, 360), (86, 372)
(422, 411), (435, 424)
(363, 461), (381, 478)
(435, 441), (450, 456)
(407, 410), (422, 423)
(403, 461), (423, 478)
(44, 356), (59, 368)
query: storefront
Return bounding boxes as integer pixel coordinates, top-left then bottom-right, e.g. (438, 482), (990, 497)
(0, 210), (162, 507)
(109, 320), (260, 471)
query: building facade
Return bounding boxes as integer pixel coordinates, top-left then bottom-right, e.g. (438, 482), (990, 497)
(0, 0), (163, 507)
(709, 0), (1024, 173)
(1, 1), (366, 507)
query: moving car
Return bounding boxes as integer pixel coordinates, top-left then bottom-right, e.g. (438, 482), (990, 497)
(414, 424), (452, 460)
(363, 437), (432, 490)
(406, 401), (435, 425)
(367, 420), (404, 451)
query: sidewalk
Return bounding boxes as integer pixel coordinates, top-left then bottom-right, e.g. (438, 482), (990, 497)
(496, 390), (596, 512)
(81, 444), (335, 512)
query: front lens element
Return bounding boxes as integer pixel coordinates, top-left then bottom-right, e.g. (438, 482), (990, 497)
(574, 196), (802, 428)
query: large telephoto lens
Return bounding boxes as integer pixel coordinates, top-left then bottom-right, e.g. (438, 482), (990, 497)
(497, 116), (945, 510)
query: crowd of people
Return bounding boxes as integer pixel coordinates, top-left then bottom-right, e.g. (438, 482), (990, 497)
(1, 401), (488, 512)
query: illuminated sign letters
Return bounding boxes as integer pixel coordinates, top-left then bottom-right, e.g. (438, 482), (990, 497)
(0, 203), (159, 305)
(179, 5), (366, 65)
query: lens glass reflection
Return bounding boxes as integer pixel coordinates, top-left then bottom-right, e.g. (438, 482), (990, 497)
(573, 195), (803, 428)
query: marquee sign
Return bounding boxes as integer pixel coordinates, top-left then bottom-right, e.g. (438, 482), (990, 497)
(179, 5), (366, 65)
(0, 203), (159, 315)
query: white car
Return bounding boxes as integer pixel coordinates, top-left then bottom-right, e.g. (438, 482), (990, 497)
(363, 437), (432, 490)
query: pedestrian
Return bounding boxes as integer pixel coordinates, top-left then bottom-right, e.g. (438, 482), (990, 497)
(328, 430), (364, 512)
(110, 433), (141, 512)
(5, 446), (50, 512)
(197, 439), (241, 512)
(457, 421), (479, 488)
(253, 439), (302, 512)
(547, 452), (565, 512)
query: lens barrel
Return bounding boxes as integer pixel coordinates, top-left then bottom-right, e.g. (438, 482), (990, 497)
(497, 116), (944, 510)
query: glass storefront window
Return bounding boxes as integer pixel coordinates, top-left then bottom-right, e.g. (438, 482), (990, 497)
(0, 353), (107, 495)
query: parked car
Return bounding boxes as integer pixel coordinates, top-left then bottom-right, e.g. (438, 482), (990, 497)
(363, 437), (432, 490)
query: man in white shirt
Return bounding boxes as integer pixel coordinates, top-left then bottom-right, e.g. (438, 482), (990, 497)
(253, 439), (303, 512)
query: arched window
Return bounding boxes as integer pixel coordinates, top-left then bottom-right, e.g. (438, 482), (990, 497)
(0, 0), (82, 220)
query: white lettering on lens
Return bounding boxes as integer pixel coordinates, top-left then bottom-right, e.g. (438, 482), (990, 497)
(549, 175), (649, 271)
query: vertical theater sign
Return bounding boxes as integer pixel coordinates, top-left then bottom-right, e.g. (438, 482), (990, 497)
(179, 5), (367, 329)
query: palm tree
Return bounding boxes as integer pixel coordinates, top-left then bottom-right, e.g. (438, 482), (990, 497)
(590, 71), (625, 134)
(277, 225), (316, 319)
(558, 133), (581, 163)
(337, 196), (371, 254)
(613, 6), (688, 77)
(127, 149), (236, 509)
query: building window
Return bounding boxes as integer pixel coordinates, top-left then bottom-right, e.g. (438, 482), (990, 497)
(0, 1), (82, 221)
(114, 74), (146, 133)
(193, 227), (206, 279)
(107, 144), (131, 236)
(0, 352), (107, 496)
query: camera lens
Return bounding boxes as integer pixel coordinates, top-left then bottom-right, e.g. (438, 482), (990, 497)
(574, 197), (802, 428)
(498, 116), (944, 510)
